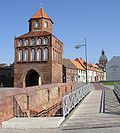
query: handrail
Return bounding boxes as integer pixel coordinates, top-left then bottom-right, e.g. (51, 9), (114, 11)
(114, 84), (120, 99)
(62, 83), (93, 117)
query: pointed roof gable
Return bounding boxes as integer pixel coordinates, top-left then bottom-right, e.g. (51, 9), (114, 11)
(63, 58), (77, 70)
(75, 58), (86, 69)
(30, 8), (53, 23)
(71, 60), (85, 70)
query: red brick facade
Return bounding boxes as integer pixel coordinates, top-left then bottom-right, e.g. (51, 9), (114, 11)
(0, 83), (73, 122)
(14, 8), (63, 87)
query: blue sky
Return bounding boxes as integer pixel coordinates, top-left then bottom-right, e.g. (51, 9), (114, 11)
(0, 0), (120, 64)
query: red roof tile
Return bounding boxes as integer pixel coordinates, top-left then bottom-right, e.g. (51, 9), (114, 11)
(75, 58), (86, 69)
(32, 8), (49, 19)
(63, 58), (77, 70)
(71, 60), (85, 70)
(30, 8), (53, 23)
(16, 31), (51, 39)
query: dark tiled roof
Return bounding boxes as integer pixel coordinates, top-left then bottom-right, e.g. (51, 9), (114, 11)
(63, 58), (77, 69)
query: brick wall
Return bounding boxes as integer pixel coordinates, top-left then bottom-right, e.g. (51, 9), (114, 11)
(0, 83), (73, 123)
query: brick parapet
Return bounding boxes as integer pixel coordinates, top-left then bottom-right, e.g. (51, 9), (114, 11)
(0, 83), (73, 123)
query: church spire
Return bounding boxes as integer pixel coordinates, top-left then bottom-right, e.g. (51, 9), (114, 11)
(102, 49), (105, 55)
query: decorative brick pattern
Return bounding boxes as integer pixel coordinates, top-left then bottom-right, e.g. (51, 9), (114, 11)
(14, 8), (63, 87)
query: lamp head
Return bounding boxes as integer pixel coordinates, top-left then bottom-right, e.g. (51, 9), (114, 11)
(74, 45), (81, 49)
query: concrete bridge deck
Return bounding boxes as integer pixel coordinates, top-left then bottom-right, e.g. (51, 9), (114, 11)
(62, 83), (120, 130)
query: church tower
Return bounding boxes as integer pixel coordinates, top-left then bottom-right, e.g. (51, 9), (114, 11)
(14, 8), (63, 87)
(99, 49), (108, 66)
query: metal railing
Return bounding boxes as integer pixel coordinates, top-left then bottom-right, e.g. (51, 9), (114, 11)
(13, 96), (28, 117)
(62, 83), (93, 117)
(114, 84), (120, 99)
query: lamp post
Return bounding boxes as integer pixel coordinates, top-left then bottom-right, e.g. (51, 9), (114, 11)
(74, 38), (88, 83)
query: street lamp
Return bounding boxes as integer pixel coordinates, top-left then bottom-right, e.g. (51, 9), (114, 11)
(74, 38), (88, 83)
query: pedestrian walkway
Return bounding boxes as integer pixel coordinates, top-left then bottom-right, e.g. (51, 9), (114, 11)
(2, 83), (120, 131)
(2, 117), (65, 129)
(62, 88), (120, 130)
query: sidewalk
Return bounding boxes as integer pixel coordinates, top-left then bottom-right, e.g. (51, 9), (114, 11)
(62, 89), (120, 130)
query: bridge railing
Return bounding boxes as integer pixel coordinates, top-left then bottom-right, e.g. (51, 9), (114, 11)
(62, 83), (93, 117)
(114, 84), (120, 99)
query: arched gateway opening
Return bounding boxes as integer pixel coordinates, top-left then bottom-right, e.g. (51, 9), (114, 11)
(25, 69), (41, 87)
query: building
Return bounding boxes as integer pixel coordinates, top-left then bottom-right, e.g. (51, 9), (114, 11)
(75, 58), (88, 82)
(106, 56), (120, 81)
(75, 58), (104, 82)
(96, 63), (106, 81)
(91, 64), (104, 81)
(0, 64), (14, 87)
(71, 60), (86, 82)
(14, 8), (63, 87)
(63, 58), (78, 83)
(99, 49), (108, 68)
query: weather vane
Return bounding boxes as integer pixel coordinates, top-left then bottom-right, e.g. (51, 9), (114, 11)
(40, 2), (42, 8)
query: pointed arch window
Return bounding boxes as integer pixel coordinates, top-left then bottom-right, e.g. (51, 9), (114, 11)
(44, 48), (49, 60)
(19, 40), (23, 47)
(25, 39), (29, 46)
(37, 49), (42, 61)
(31, 38), (36, 46)
(25, 49), (29, 61)
(31, 49), (36, 61)
(18, 50), (23, 61)
(44, 21), (48, 28)
(54, 50), (57, 62)
(37, 38), (42, 45)
(35, 21), (40, 28)
(44, 37), (49, 45)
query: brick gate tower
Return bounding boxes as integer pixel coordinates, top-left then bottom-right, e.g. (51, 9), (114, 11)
(14, 8), (63, 87)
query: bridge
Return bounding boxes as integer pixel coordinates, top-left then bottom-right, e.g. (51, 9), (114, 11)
(1, 83), (120, 133)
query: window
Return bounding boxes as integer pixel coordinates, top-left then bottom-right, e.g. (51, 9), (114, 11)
(44, 21), (48, 27)
(25, 49), (29, 61)
(35, 21), (40, 28)
(31, 49), (36, 61)
(25, 39), (29, 46)
(56, 51), (58, 62)
(37, 38), (42, 45)
(54, 50), (57, 61)
(18, 50), (23, 61)
(37, 49), (42, 61)
(31, 38), (35, 45)
(44, 48), (48, 60)
(44, 37), (48, 44)
(19, 40), (23, 47)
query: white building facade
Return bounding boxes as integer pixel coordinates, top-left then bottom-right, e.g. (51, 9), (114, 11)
(106, 56), (120, 81)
